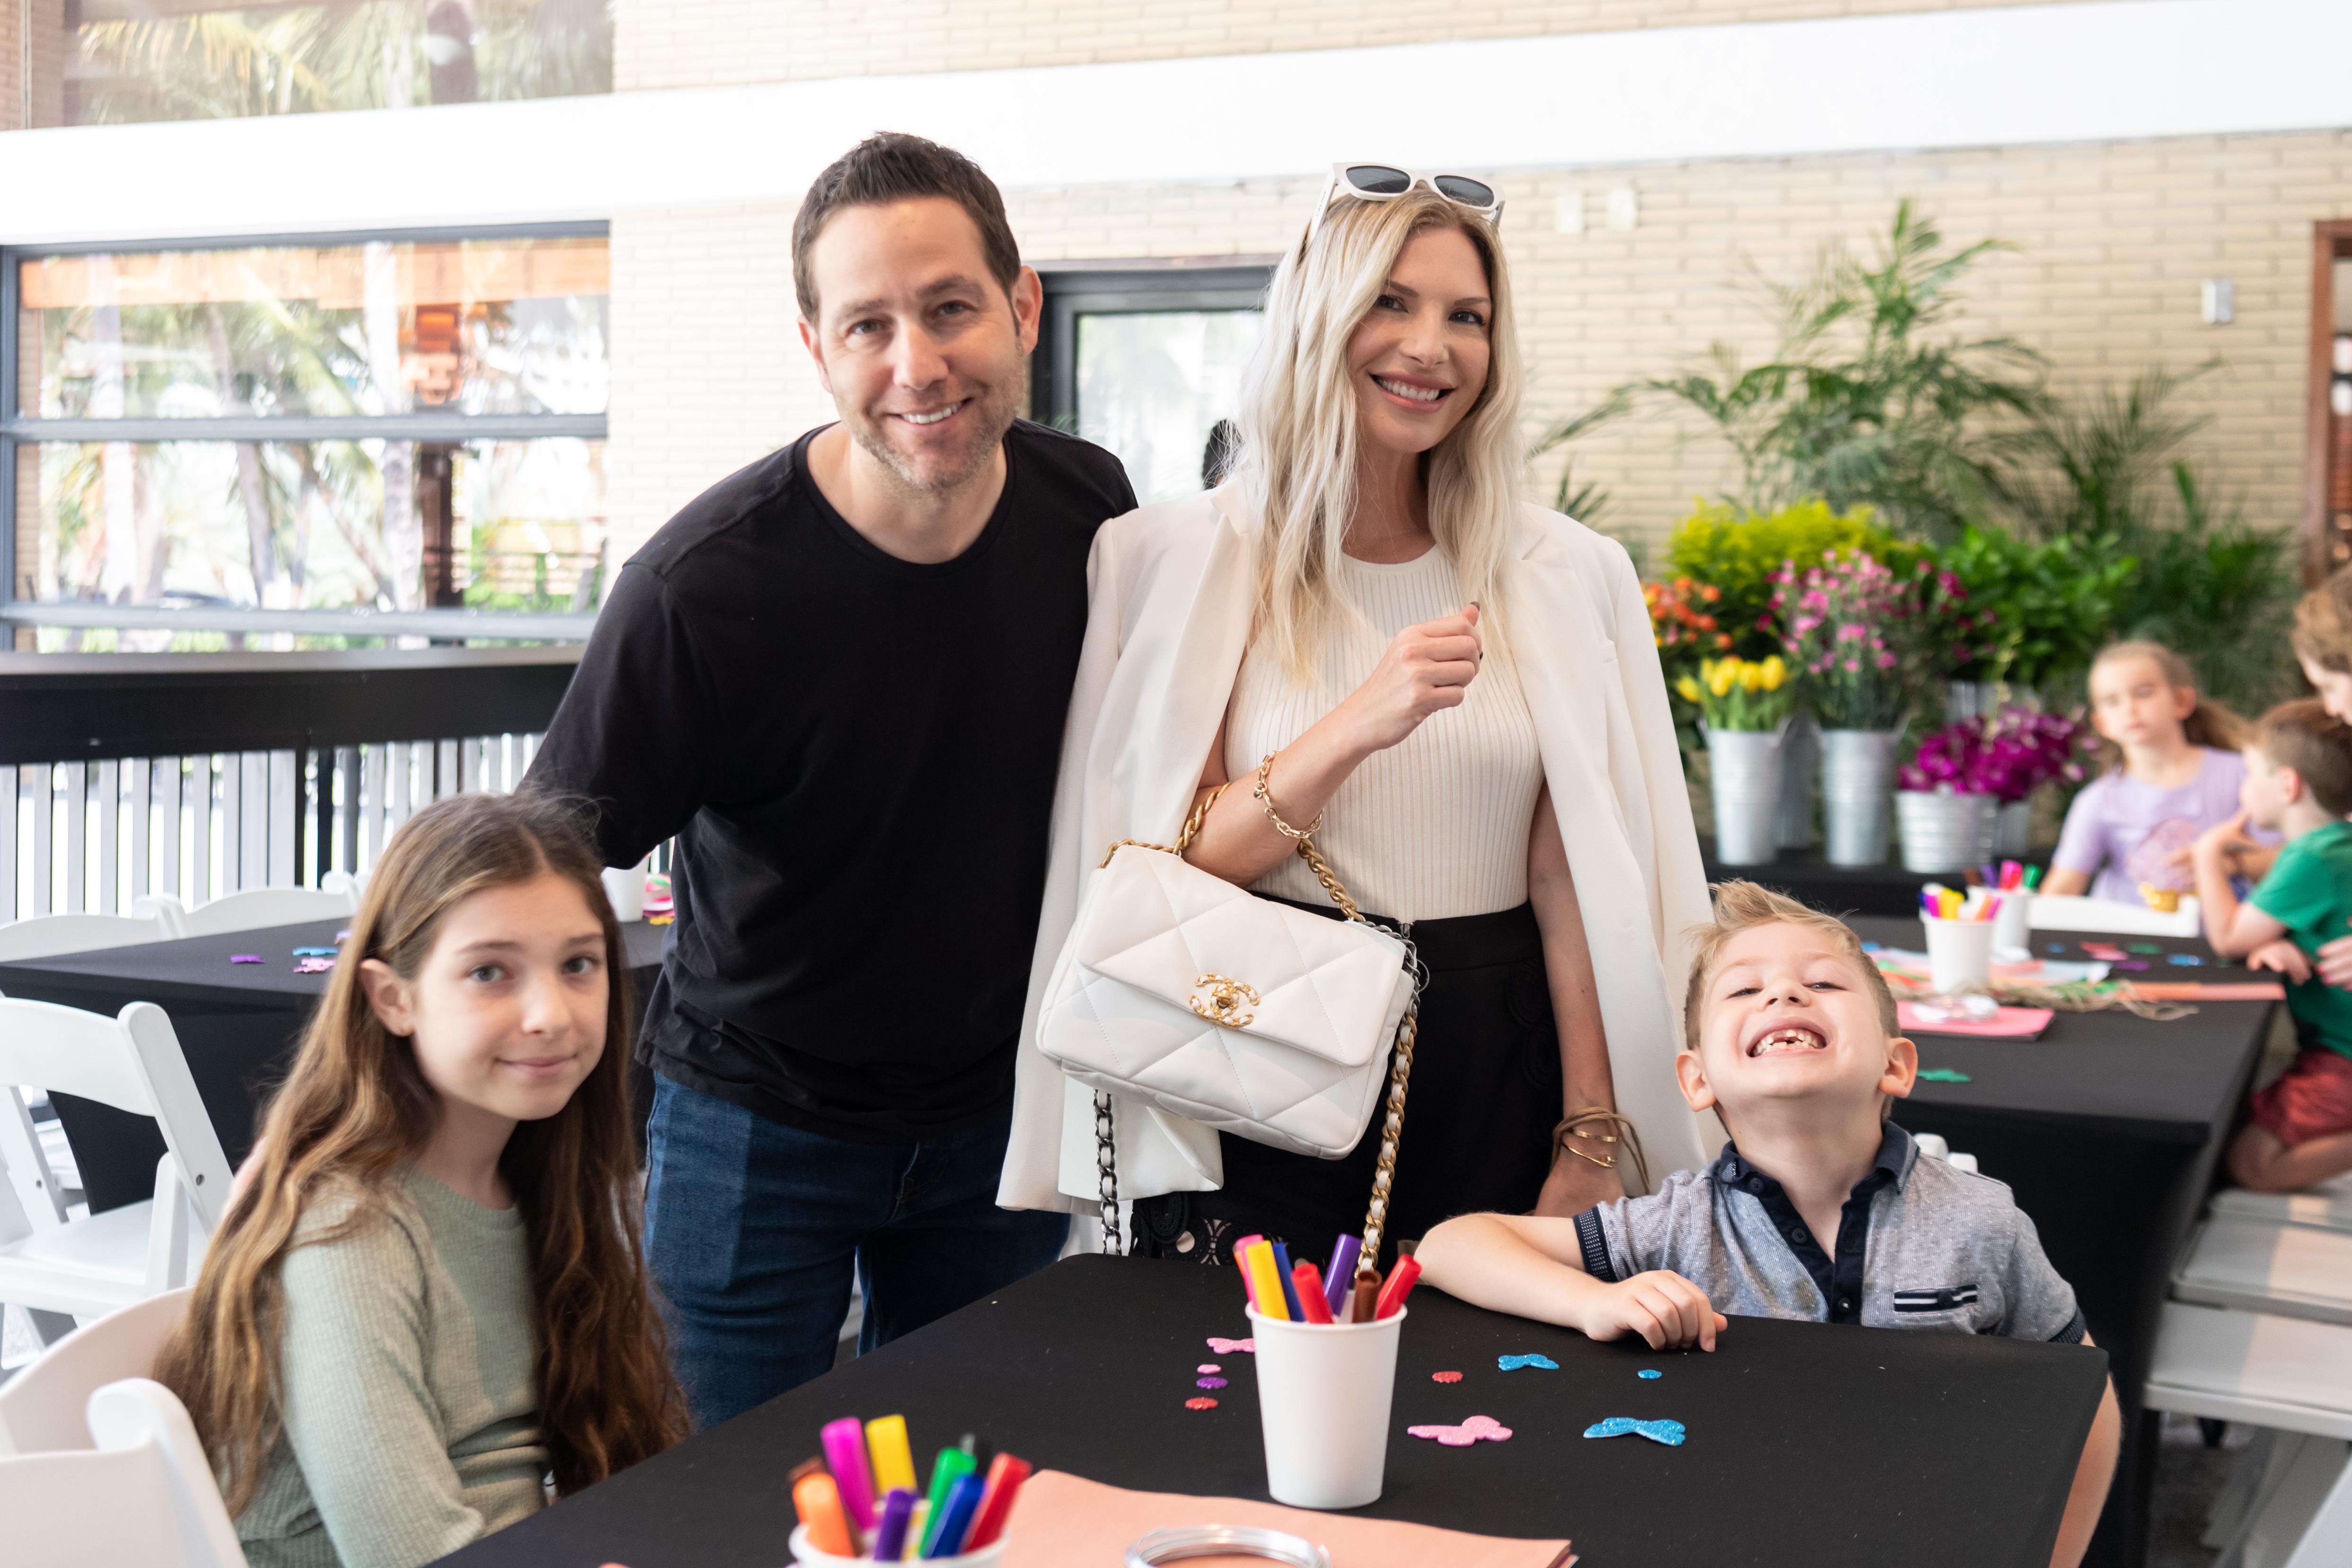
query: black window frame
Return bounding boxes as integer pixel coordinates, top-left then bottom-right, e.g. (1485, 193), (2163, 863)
(0, 219), (611, 640)
(1030, 259), (1276, 435)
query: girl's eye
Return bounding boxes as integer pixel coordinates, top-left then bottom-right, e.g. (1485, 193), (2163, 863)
(563, 954), (600, 975)
(468, 964), (504, 984)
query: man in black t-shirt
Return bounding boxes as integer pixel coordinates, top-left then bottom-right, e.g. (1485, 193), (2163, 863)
(526, 134), (1135, 1425)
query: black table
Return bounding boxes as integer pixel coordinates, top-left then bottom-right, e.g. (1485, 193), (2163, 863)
(0, 917), (669, 1212)
(440, 1254), (2109, 1568)
(1704, 840), (1942, 918)
(1852, 914), (2274, 1568)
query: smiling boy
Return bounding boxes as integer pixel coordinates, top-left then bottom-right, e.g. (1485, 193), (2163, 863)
(1418, 880), (2120, 1568)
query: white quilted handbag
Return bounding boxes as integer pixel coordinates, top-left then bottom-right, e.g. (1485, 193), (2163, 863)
(1039, 777), (1421, 1261)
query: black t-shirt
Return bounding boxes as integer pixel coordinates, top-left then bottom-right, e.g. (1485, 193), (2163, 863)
(526, 420), (1135, 1143)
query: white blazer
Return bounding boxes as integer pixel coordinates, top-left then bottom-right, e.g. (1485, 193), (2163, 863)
(996, 487), (1725, 1212)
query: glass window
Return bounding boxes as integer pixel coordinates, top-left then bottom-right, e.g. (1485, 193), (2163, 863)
(18, 236), (608, 419)
(1075, 310), (1262, 506)
(3, 229), (608, 625)
(30, 0), (612, 129)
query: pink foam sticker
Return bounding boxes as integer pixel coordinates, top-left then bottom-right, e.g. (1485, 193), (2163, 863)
(1196, 1363), (1221, 1374)
(1431, 1371), (1463, 1383)
(1205, 1336), (1256, 1354)
(230, 954), (263, 964)
(1408, 1415), (1513, 1446)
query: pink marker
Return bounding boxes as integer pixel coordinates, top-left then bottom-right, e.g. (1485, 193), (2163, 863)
(820, 1416), (877, 1536)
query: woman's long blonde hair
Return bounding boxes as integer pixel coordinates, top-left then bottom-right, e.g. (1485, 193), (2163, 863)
(156, 793), (686, 1513)
(1229, 186), (1525, 679)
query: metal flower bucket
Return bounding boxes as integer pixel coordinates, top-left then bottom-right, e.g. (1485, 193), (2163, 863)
(1820, 729), (1900, 867)
(1776, 710), (1820, 850)
(1896, 789), (1996, 875)
(1708, 723), (1789, 866)
(1991, 799), (2033, 858)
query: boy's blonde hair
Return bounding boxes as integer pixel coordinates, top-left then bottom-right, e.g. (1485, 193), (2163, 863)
(1681, 880), (1899, 1052)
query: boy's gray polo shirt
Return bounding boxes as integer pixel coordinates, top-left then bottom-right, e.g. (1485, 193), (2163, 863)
(1572, 1124), (2087, 1341)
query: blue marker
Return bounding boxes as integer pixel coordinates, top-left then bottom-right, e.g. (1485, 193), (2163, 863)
(1268, 1239), (1306, 1321)
(924, 1472), (986, 1559)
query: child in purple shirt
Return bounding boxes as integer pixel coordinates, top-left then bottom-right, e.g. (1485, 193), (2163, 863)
(2049, 642), (2255, 906)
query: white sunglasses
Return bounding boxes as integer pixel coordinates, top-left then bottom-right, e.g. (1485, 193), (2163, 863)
(1308, 163), (1506, 240)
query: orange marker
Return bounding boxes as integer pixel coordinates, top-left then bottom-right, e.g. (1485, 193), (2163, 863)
(792, 1472), (855, 1557)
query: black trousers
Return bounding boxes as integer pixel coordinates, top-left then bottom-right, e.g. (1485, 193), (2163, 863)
(1133, 899), (1561, 1272)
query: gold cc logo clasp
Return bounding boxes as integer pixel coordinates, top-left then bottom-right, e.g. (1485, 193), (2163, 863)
(1187, 972), (1260, 1030)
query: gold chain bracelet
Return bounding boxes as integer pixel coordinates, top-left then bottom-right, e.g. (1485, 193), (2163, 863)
(1252, 753), (1324, 841)
(1553, 1108), (1650, 1194)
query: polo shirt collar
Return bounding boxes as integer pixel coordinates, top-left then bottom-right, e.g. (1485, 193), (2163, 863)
(1711, 1121), (1918, 1194)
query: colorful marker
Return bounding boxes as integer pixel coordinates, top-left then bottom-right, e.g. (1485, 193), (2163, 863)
(1232, 1233), (1265, 1309)
(792, 1472), (855, 1558)
(1375, 1254), (1423, 1319)
(867, 1414), (918, 1496)
(1323, 1234), (1362, 1315)
(1291, 1261), (1334, 1324)
(963, 1452), (1032, 1550)
(924, 1472), (987, 1559)
(1350, 1265), (1379, 1325)
(872, 1487), (917, 1561)
(820, 1417), (877, 1534)
(1244, 1241), (1290, 1320)
(919, 1448), (976, 1555)
(1268, 1239), (1306, 1319)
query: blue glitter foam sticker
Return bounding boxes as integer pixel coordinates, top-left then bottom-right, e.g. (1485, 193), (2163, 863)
(1497, 1353), (1559, 1372)
(1637, 1369), (1662, 1379)
(1584, 1416), (1685, 1446)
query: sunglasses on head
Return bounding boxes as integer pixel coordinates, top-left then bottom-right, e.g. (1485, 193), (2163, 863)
(1309, 163), (1506, 241)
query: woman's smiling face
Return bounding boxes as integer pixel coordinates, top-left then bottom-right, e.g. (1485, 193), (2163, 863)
(1345, 223), (1493, 460)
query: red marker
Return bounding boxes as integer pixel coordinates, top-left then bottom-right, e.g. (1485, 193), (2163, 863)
(1374, 1254), (1422, 1319)
(1291, 1261), (1334, 1323)
(963, 1451), (1032, 1550)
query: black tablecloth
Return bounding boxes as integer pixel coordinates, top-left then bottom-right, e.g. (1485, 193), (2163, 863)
(439, 1254), (2109, 1568)
(1855, 914), (2272, 1568)
(0, 917), (668, 1209)
(1702, 842), (1942, 917)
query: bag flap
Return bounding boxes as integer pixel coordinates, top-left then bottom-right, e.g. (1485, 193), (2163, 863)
(1075, 846), (1408, 1069)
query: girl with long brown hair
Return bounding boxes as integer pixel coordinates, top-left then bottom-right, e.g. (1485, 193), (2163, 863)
(156, 793), (684, 1568)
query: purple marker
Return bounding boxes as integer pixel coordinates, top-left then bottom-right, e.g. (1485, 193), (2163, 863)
(820, 1416), (878, 1536)
(872, 1487), (916, 1561)
(1324, 1234), (1361, 1317)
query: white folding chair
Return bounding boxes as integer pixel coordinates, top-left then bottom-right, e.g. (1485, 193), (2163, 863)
(2174, 1213), (2352, 1327)
(158, 883), (356, 939)
(2210, 1172), (2352, 1237)
(0, 900), (181, 962)
(0, 1001), (231, 1345)
(0, 1378), (247, 1568)
(0, 1287), (189, 1455)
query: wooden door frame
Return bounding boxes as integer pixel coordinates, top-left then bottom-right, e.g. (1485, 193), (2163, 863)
(2303, 221), (2352, 585)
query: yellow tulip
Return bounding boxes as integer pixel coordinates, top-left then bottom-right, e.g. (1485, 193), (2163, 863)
(1761, 655), (1787, 691)
(1709, 664), (1736, 697)
(1739, 663), (1762, 692)
(1675, 676), (1702, 703)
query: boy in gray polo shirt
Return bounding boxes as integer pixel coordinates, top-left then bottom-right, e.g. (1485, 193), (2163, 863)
(1419, 881), (2120, 1567)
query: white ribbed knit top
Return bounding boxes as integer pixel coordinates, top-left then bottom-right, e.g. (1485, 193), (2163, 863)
(1225, 547), (1542, 922)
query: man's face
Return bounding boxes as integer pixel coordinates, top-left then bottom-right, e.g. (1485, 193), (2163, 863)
(1677, 921), (1916, 1127)
(799, 197), (1040, 497)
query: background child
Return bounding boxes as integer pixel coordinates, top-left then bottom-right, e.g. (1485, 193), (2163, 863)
(2191, 699), (2352, 1193)
(1418, 880), (2120, 1568)
(2046, 641), (2249, 905)
(158, 794), (685, 1568)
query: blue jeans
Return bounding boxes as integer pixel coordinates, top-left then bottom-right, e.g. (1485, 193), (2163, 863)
(641, 1075), (1069, 1428)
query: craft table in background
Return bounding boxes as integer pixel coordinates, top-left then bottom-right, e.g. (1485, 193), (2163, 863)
(1849, 914), (2277, 1568)
(0, 917), (668, 1212)
(437, 1255), (2108, 1568)
(1702, 840), (1938, 917)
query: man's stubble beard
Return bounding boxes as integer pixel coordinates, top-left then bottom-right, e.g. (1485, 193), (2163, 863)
(847, 356), (1030, 501)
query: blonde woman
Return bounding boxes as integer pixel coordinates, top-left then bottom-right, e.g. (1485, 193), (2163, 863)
(1000, 169), (1716, 1264)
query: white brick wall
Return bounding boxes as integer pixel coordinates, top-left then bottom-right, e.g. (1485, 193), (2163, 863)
(616, 0), (2095, 91)
(608, 129), (2350, 562)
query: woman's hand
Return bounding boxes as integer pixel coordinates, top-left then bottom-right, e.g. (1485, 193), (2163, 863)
(1330, 606), (1480, 756)
(1581, 1271), (1725, 1351)
(1534, 1145), (1625, 1217)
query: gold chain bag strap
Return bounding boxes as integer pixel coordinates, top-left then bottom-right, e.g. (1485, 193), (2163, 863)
(1089, 758), (1424, 1267)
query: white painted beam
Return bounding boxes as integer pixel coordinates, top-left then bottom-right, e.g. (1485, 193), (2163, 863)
(2, 0), (2347, 246)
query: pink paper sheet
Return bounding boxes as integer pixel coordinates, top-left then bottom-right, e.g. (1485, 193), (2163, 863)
(1897, 1001), (2054, 1039)
(1000, 1470), (1571, 1568)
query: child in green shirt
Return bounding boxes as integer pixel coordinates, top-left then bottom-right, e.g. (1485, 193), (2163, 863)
(2193, 698), (2352, 1192)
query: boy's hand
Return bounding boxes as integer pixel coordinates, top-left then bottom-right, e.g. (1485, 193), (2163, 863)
(2193, 810), (2258, 871)
(2247, 939), (2312, 984)
(1579, 1271), (1726, 1351)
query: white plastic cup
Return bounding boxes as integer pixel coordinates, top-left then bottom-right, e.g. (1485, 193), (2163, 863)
(600, 864), (646, 922)
(789, 1523), (1004, 1566)
(1247, 1303), (1405, 1509)
(1990, 891), (2033, 960)
(1921, 916), (1996, 996)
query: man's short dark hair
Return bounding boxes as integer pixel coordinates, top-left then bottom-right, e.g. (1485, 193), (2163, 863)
(2256, 697), (2352, 816)
(791, 133), (1022, 320)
